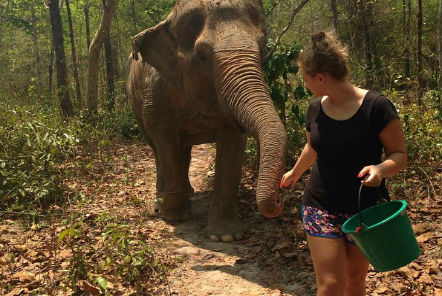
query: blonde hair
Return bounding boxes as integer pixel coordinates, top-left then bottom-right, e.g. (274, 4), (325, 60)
(298, 32), (349, 80)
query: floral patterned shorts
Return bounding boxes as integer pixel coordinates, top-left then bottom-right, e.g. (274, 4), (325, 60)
(302, 205), (355, 244)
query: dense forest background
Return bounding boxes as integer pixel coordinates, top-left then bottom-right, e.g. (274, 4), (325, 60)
(0, 0), (441, 295)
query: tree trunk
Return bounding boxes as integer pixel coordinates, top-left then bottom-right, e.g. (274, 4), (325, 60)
(104, 28), (115, 111)
(359, 0), (373, 88)
(330, 0), (338, 35)
(30, 1), (42, 79)
(48, 43), (55, 98)
(86, 0), (119, 112)
(114, 11), (125, 80)
(367, 2), (383, 87)
(84, 0), (91, 51)
(130, 0), (138, 35)
(438, 0), (442, 91)
(417, 0), (423, 104)
(49, 0), (73, 117)
(66, 0), (82, 107)
(404, 0), (412, 78)
(402, 0), (410, 78)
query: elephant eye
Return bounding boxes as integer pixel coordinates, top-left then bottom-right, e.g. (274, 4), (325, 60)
(197, 51), (207, 61)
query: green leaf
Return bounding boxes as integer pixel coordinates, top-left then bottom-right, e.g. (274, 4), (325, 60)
(96, 276), (108, 293)
(58, 228), (71, 244)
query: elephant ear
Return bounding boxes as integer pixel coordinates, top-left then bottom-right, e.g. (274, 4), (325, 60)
(132, 20), (181, 87)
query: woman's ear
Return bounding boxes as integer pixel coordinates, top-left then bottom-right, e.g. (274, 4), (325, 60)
(317, 73), (325, 82)
(132, 20), (182, 88)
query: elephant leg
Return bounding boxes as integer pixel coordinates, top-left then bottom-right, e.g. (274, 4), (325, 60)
(206, 126), (246, 241)
(153, 148), (165, 195)
(182, 146), (194, 197)
(154, 129), (191, 221)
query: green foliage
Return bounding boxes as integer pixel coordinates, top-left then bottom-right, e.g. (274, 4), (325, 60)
(390, 90), (442, 165)
(264, 40), (301, 109)
(0, 103), (78, 210)
(100, 223), (162, 288)
(0, 101), (141, 211)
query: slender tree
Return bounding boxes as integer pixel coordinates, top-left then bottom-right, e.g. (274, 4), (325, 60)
(49, 0), (73, 117)
(84, 0), (91, 50)
(438, 0), (442, 91)
(130, 0), (138, 35)
(367, 2), (383, 86)
(359, 0), (373, 88)
(417, 0), (423, 104)
(405, 0), (412, 78)
(48, 43), (55, 99)
(65, 0), (82, 106)
(30, 1), (42, 79)
(104, 28), (115, 111)
(331, 0), (338, 35)
(86, 0), (119, 112)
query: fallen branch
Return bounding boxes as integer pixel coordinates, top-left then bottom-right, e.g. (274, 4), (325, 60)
(263, 0), (311, 63)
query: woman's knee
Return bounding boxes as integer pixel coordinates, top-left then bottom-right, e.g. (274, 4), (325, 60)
(317, 277), (347, 296)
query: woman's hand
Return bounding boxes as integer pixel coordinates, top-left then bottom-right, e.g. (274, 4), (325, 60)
(358, 165), (383, 187)
(280, 170), (301, 188)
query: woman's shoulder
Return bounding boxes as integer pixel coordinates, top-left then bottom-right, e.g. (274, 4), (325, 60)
(309, 96), (322, 108)
(306, 96), (322, 115)
(364, 90), (395, 110)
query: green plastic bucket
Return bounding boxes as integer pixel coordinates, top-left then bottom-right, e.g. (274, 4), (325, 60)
(342, 187), (421, 272)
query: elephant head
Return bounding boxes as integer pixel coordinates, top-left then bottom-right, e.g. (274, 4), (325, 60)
(131, 0), (287, 217)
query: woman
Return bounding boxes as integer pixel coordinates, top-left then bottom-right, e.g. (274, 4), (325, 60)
(280, 32), (407, 296)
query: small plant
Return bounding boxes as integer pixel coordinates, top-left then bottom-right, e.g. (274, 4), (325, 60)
(58, 222), (89, 292)
(100, 223), (166, 292)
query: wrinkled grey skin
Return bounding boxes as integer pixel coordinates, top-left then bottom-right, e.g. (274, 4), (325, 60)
(127, 0), (287, 241)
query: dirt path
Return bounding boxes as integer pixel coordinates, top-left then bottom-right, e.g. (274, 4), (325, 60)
(160, 144), (314, 296)
(1, 142), (440, 296)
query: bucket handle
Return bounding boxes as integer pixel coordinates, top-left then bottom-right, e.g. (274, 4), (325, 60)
(355, 183), (367, 233)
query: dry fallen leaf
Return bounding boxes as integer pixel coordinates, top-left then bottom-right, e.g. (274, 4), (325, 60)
(412, 223), (428, 235)
(418, 273), (434, 284)
(79, 280), (100, 295)
(11, 271), (36, 282)
(282, 251), (297, 258)
(5, 288), (26, 296)
(416, 232), (434, 243)
(375, 285), (389, 293)
(271, 241), (291, 252)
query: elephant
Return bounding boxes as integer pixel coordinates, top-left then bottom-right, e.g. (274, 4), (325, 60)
(126, 0), (287, 242)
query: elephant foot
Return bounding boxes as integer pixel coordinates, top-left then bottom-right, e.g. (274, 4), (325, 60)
(156, 197), (191, 222)
(205, 220), (246, 242)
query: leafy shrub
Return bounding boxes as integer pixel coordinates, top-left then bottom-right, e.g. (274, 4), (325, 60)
(0, 102), (142, 211)
(100, 224), (162, 287)
(388, 90), (442, 165)
(0, 103), (78, 210)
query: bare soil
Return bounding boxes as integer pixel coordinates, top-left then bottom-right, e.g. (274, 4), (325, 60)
(0, 142), (440, 296)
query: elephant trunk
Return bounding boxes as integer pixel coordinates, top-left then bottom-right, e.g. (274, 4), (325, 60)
(214, 49), (287, 217)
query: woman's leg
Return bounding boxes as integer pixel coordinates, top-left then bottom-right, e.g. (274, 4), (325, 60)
(307, 234), (348, 296)
(345, 243), (369, 296)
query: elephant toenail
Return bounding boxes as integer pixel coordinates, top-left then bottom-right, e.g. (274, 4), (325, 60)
(221, 234), (234, 242)
(209, 234), (220, 242)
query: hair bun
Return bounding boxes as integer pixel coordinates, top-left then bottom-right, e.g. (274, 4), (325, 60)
(312, 32), (327, 51)
(312, 32), (325, 45)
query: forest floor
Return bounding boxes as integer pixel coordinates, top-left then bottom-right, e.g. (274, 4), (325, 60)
(0, 141), (441, 296)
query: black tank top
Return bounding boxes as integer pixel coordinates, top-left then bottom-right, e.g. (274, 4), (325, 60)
(303, 90), (400, 214)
